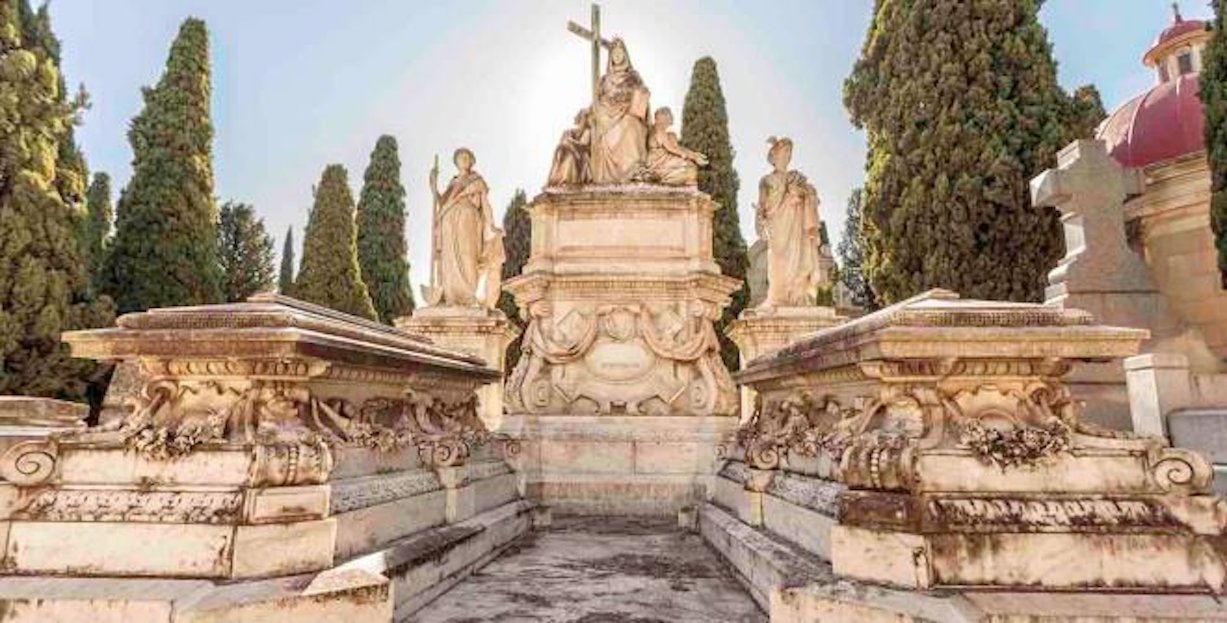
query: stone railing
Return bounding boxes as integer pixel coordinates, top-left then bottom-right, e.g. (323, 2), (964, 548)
(0, 294), (525, 589)
(709, 289), (1227, 603)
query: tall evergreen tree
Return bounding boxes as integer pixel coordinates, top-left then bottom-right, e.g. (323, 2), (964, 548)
(103, 18), (221, 313)
(836, 189), (877, 310)
(845, 0), (1097, 303)
(1203, 0), (1227, 287)
(680, 56), (749, 371)
(82, 172), (112, 292)
(0, 0), (113, 398)
(497, 189), (531, 370)
(217, 202), (275, 302)
(279, 226), (295, 294)
(1069, 84), (1107, 140)
(296, 165), (377, 320)
(356, 135), (415, 323)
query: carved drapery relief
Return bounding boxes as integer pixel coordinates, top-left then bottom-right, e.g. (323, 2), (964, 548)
(731, 361), (1212, 494)
(3, 362), (495, 486)
(504, 301), (735, 416)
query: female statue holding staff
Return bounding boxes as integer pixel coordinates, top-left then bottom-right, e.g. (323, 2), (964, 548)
(424, 148), (502, 308)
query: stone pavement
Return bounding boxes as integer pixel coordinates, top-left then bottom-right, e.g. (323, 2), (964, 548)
(412, 516), (766, 623)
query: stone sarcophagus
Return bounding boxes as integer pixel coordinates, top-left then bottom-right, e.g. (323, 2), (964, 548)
(502, 186), (742, 514)
(0, 294), (529, 619)
(715, 289), (1227, 607)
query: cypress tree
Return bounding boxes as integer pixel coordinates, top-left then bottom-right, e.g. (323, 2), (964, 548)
(296, 165), (377, 320)
(217, 202), (275, 302)
(103, 18), (221, 313)
(845, 0), (1094, 303)
(497, 189), (530, 370)
(356, 135), (415, 323)
(680, 56), (749, 371)
(1203, 0), (1227, 286)
(82, 172), (112, 292)
(1069, 84), (1107, 140)
(0, 0), (113, 398)
(279, 226), (295, 294)
(836, 189), (878, 310)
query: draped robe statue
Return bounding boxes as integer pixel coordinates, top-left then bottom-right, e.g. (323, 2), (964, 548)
(756, 137), (823, 308)
(590, 38), (650, 185)
(426, 148), (503, 308)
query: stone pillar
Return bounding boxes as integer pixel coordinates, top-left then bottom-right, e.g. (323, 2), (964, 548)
(726, 306), (843, 422)
(397, 307), (519, 430)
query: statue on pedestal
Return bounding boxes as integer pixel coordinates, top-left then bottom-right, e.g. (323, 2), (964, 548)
(645, 107), (707, 186)
(590, 38), (650, 184)
(755, 137), (824, 308)
(422, 148), (504, 308)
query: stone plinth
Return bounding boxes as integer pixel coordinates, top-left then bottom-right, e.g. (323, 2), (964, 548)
(502, 186), (742, 515)
(501, 414), (737, 515)
(0, 294), (532, 621)
(726, 306), (843, 422)
(396, 306), (519, 430)
(0, 397), (86, 457)
(703, 288), (1227, 619)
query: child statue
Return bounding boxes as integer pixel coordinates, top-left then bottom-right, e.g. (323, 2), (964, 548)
(645, 107), (708, 186)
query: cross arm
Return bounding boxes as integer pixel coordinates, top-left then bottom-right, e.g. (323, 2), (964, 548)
(566, 21), (612, 48)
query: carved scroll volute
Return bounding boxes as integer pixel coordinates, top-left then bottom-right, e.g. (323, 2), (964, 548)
(0, 439), (60, 487)
(1148, 447), (1214, 495)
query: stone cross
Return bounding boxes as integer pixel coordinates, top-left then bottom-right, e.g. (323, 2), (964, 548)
(567, 3), (612, 108)
(1030, 139), (1150, 302)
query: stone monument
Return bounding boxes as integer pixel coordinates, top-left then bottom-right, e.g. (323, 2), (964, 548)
(501, 5), (742, 514)
(0, 295), (532, 621)
(727, 137), (843, 420)
(705, 289), (1227, 620)
(397, 148), (519, 430)
(1032, 138), (1220, 430)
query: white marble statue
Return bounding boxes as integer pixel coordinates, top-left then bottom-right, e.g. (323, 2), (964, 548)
(548, 108), (592, 187)
(423, 148), (504, 308)
(755, 137), (824, 308)
(645, 107), (707, 186)
(590, 38), (650, 185)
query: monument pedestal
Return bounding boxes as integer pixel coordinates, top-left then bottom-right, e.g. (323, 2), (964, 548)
(397, 306), (519, 430)
(726, 306), (844, 422)
(503, 186), (742, 515)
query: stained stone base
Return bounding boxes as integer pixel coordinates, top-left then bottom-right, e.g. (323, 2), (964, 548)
(701, 503), (1227, 622)
(726, 306), (844, 421)
(395, 307), (519, 430)
(501, 413), (738, 515)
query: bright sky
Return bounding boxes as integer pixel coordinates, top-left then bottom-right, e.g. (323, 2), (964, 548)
(51, 0), (1186, 293)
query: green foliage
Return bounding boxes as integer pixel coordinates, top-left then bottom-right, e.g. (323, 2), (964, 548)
(356, 135), (414, 323)
(103, 18), (221, 313)
(1069, 84), (1107, 140)
(497, 189), (531, 371)
(82, 172), (112, 293)
(0, 0), (113, 399)
(279, 226), (295, 294)
(217, 202), (275, 302)
(1203, 1), (1227, 287)
(681, 56), (748, 371)
(296, 165), (377, 320)
(836, 188), (878, 310)
(845, 0), (1095, 303)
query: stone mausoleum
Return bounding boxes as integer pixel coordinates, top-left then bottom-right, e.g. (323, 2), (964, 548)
(4, 5), (1227, 623)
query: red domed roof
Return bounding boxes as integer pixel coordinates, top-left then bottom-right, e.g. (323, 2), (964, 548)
(1157, 18), (1207, 46)
(1097, 73), (1205, 169)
